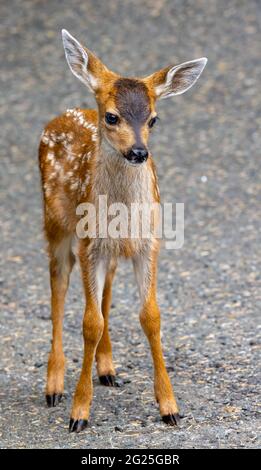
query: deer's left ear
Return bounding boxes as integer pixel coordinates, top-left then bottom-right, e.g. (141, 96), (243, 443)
(146, 58), (207, 99)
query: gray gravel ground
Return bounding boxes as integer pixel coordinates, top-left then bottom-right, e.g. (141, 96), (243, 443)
(0, 0), (260, 449)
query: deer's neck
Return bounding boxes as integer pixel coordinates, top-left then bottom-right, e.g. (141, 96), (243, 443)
(91, 137), (154, 206)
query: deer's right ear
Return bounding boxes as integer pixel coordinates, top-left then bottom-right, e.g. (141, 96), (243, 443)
(62, 29), (105, 93)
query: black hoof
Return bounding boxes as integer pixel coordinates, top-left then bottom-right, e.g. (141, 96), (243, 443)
(46, 393), (63, 407)
(162, 413), (180, 426)
(69, 418), (88, 433)
(99, 375), (119, 387)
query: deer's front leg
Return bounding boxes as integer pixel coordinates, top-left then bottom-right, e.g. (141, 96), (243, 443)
(133, 248), (180, 426)
(96, 258), (118, 386)
(69, 248), (107, 433)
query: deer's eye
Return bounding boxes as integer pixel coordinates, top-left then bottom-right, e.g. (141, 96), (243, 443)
(148, 116), (158, 128)
(105, 112), (119, 125)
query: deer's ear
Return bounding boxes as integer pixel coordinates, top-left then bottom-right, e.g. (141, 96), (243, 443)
(61, 29), (108, 93)
(147, 58), (207, 99)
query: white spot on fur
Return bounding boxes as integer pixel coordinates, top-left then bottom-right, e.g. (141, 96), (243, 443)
(83, 151), (92, 162)
(41, 132), (50, 145)
(81, 173), (90, 194)
(70, 180), (78, 191)
(43, 182), (51, 197)
(67, 132), (74, 142)
(65, 171), (74, 180)
(54, 161), (62, 173)
(47, 151), (55, 165)
(48, 172), (56, 180)
(65, 108), (97, 138)
(66, 149), (77, 162)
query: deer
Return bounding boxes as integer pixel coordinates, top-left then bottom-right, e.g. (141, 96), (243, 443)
(38, 29), (207, 433)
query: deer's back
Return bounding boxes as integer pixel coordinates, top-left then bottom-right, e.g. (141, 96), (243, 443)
(39, 108), (98, 234)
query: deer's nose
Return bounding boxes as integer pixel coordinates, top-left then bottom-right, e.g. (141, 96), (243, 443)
(126, 146), (148, 164)
(132, 147), (148, 160)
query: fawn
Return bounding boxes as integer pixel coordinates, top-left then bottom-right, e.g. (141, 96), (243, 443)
(39, 29), (207, 433)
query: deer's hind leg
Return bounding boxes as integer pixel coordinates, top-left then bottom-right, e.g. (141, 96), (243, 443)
(96, 258), (118, 386)
(46, 230), (75, 407)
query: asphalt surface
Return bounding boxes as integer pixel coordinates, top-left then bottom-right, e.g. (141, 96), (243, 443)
(0, 0), (260, 449)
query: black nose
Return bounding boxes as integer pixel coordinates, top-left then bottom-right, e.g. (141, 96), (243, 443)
(132, 147), (148, 159)
(126, 147), (148, 163)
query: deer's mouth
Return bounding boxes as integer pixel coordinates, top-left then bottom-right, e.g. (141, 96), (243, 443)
(123, 153), (148, 166)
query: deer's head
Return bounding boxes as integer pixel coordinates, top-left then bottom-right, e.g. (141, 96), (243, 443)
(62, 30), (207, 165)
